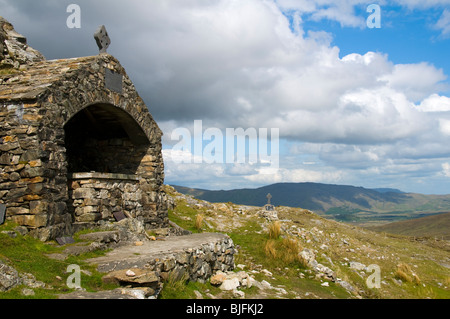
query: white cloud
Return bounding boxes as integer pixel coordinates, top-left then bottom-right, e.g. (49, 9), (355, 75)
(394, 0), (450, 9)
(378, 63), (448, 102)
(435, 9), (450, 37)
(419, 94), (450, 112)
(439, 119), (450, 135)
(442, 162), (450, 177)
(135, 0), (450, 190)
(244, 167), (344, 185)
(276, 0), (376, 28)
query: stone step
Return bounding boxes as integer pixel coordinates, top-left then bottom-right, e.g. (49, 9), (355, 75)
(87, 232), (235, 283)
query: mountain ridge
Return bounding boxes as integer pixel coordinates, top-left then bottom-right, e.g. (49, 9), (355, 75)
(171, 182), (450, 225)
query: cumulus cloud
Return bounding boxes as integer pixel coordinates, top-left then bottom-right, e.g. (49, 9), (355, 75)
(419, 94), (450, 112)
(378, 63), (448, 102)
(3, 0), (450, 192)
(3, 0), (448, 141)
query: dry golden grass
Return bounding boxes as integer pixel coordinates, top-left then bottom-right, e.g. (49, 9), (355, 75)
(268, 221), (281, 239)
(195, 214), (203, 231)
(280, 237), (301, 264)
(445, 277), (450, 286)
(264, 240), (277, 259)
(264, 236), (304, 266)
(395, 263), (421, 284)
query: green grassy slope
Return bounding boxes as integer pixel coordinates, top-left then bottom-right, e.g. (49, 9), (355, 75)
(367, 212), (450, 240)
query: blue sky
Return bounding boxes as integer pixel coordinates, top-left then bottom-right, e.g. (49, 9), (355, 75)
(285, 2), (450, 78)
(330, 5), (450, 83)
(2, 0), (450, 194)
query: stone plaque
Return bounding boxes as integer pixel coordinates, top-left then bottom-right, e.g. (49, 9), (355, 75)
(113, 211), (126, 222)
(105, 68), (123, 93)
(0, 204), (6, 225)
(56, 236), (75, 246)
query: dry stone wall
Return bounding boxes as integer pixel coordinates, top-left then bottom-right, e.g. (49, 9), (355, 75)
(93, 233), (236, 285)
(152, 236), (236, 283)
(69, 172), (168, 231)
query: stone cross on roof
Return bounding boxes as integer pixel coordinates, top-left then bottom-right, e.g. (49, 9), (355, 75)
(266, 193), (272, 205)
(94, 25), (111, 54)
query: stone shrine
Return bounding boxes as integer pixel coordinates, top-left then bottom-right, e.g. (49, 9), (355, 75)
(259, 193), (278, 221)
(0, 18), (170, 240)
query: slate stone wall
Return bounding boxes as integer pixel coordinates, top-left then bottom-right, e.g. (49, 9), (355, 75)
(1, 53), (168, 241)
(69, 172), (169, 231)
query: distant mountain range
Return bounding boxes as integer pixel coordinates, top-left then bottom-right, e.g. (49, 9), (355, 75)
(171, 182), (450, 225)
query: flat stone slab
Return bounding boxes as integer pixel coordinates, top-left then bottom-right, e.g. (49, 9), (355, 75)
(59, 288), (140, 299)
(86, 232), (230, 273)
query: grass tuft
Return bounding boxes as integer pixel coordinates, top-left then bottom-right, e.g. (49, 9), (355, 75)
(264, 240), (277, 259)
(395, 263), (421, 284)
(268, 221), (281, 239)
(195, 214), (204, 232)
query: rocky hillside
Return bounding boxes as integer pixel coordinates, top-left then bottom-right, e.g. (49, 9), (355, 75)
(1, 185), (449, 299)
(173, 183), (450, 226)
(165, 185), (450, 299)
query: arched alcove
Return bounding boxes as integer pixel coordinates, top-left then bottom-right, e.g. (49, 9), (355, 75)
(64, 103), (150, 174)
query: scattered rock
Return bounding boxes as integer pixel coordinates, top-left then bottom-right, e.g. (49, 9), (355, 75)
(260, 280), (272, 289)
(0, 259), (46, 292)
(299, 249), (316, 267)
(194, 290), (203, 299)
(0, 260), (21, 292)
(349, 261), (366, 271)
(261, 269), (273, 277)
(314, 264), (336, 281)
(14, 226), (28, 236)
(102, 268), (160, 287)
(20, 273), (45, 289)
(220, 277), (240, 291)
(21, 288), (35, 296)
(337, 279), (359, 296)
(119, 288), (153, 299)
(274, 287), (287, 295)
(210, 271), (227, 286)
(78, 231), (120, 244)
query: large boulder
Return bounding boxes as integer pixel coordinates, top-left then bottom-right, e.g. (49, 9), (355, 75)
(0, 259), (21, 292)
